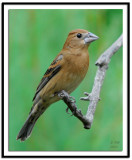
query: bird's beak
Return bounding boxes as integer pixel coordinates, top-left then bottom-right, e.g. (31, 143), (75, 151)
(84, 32), (99, 44)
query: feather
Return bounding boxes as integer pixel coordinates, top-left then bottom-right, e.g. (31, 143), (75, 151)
(33, 54), (63, 101)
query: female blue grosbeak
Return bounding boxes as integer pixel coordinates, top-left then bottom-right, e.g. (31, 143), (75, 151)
(17, 29), (99, 141)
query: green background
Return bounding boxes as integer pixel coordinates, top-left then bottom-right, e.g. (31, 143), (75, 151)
(9, 9), (123, 151)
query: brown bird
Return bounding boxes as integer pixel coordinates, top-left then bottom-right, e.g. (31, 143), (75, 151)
(17, 29), (99, 141)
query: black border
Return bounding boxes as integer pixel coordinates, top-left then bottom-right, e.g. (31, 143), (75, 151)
(1, 2), (130, 158)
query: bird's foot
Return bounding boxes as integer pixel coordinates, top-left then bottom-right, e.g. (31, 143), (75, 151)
(66, 107), (70, 114)
(58, 90), (76, 103)
(58, 90), (77, 115)
(65, 107), (76, 116)
(70, 108), (77, 116)
(57, 91), (65, 98)
(69, 96), (76, 103)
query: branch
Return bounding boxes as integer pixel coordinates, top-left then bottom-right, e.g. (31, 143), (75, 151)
(58, 34), (123, 129)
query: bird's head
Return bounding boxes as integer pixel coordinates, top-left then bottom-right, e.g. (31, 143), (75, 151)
(63, 29), (99, 50)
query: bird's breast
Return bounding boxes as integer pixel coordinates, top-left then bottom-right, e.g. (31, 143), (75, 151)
(65, 52), (89, 77)
(62, 52), (89, 93)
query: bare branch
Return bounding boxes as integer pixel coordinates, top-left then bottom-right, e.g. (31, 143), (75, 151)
(58, 90), (91, 129)
(95, 34), (123, 66)
(58, 34), (123, 129)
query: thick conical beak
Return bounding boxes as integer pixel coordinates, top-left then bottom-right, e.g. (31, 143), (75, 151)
(84, 32), (99, 44)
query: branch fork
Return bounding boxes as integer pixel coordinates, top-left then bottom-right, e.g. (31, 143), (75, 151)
(58, 34), (123, 129)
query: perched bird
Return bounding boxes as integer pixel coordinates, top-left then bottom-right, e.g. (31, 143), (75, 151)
(17, 29), (99, 141)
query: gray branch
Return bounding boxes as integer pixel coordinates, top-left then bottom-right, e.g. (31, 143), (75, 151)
(58, 34), (123, 129)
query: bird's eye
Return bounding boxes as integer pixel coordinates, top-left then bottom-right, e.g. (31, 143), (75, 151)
(77, 33), (82, 38)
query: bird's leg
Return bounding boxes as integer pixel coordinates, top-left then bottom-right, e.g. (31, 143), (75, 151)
(66, 96), (76, 115)
(66, 94), (76, 115)
(57, 90), (77, 115)
(58, 90), (76, 103)
(57, 91), (65, 98)
(57, 91), (71, 114)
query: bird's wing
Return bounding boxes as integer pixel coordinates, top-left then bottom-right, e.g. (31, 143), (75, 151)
(33, 54), (63, 101)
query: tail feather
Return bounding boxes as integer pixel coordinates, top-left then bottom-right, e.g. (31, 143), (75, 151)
(17, 102), (47, 141)
(16, 114), (37, 141)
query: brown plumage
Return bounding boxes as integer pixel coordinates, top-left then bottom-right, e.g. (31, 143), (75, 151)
(17, 29), (99, 141)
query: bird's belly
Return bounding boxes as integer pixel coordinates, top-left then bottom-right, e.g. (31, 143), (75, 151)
(48, 75), (81, 104)
(64, 74), (82, 93)
(41, 73), (81, 103)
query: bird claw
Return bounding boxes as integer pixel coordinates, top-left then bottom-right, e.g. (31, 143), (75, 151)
(69, 96), (76, 103)
(66, 107), (70, 114)
(58, 92), (65, 98)
(70, 108), (77, 116)
(66, 107), (76, 116)
(70, 111), (75, 116)
(58, 91), (76, 103)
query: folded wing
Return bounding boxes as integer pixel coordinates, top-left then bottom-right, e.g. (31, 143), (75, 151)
(33, 54), (63, 101)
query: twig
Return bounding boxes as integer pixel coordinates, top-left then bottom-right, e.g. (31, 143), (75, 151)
(58, 34), (123, 129)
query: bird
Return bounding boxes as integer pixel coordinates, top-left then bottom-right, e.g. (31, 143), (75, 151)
(16, 29), (99, 141)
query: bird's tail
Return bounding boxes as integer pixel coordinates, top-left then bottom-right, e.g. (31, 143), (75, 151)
(16, 113), (38, 141)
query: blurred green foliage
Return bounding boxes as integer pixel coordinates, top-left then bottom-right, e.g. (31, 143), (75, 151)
(9, 9), (123, 151)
